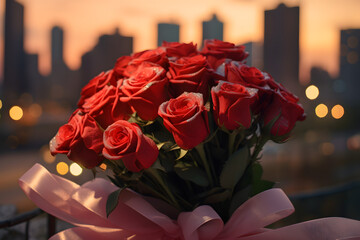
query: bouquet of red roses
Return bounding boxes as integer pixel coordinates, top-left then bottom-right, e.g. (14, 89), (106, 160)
(48, 39), (305, 220)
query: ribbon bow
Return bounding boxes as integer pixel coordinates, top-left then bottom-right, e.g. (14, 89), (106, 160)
(19, 164), (360, 240)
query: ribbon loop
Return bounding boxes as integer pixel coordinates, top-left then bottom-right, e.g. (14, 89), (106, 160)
(19, 164), (360, 240)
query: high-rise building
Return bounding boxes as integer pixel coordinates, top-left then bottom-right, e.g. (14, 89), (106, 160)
(339, 29), (360, 106)
(263, 4), (299, 95)
(80, 28), (133, 86)
(3, 0), (27, 104)
(202, 14), (223, 46)
(48, 26), (79, 105)
(241, 42), (263, 69)
(157, 23), (180, 46)
(51, 26), (65, 72)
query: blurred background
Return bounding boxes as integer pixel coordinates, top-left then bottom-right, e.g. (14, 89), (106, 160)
(1, 0), (360, 225)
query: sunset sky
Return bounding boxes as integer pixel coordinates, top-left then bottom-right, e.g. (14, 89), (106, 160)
(1, 0), (360, 83)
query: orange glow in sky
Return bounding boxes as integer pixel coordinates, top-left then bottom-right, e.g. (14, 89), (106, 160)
(1, 0), (360, 83)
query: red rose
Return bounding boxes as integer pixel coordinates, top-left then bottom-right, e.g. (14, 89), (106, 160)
(158, 92), (210, 150)
(225, 62), (278, 114)
(113, 55), (133, 77)
(226, 62), (268, 89)
(78, 70), (117, 107)
(263, 90), (305, 141)
(50, 110), (104, 168)
(201, 39), (248, 69)
(124, 48), (168, 77)
(79, 83), (132, 128)
(120, 62), (169, 120)
(102, 120), (158, 172)
(161, 41), (198, 58)
(212, 81), (258, 130)
(167, 55), (212, 100)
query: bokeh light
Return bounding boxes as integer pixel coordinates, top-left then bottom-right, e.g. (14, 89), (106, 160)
(69, 163), (83, 176)
(331, 104), (344, 119)
(0, 99), (2, 109)
(321, 142), (335, 156)
(305, 85), (319, 100)
(347, 134), (360, 150)
(347, 51), (358, 64)
(9, 106), (24, 120)
(315, 104), (328, 118)
(56, 162), (69, 175)
(29, 103), (43, 118)
(99, 163), (107, 171)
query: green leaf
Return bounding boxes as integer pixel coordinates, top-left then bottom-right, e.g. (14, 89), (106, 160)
(203, 189), (231, 204)
(156, 142), (167, 150)
(151, 159), (166, 171)
(176, 149), (188, 160)
(106, 189), (122, 217)
(220, 146), (250, 190)
(229, 185), (252, 215)
(251, 180), (275, 196)
(174, 161), (209, 187)
(252, 162), (263, 182)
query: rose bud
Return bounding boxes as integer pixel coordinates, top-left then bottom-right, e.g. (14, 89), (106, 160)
(79, 83), (132, 129)
(102, 120), (158, 172)
(158, 92), (210, 150)
(50, 110), (104, 169)
(167, 55), (212, 100)
(121, 62), (169, 121)
(201, 39), (248, 70)
(262, 90), (305, 142)
(212, 81), (258, 130)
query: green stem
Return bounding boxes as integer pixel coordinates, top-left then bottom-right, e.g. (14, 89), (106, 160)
(228, 131), (238, 156)
(195, 144), (214, 187)
(145, 168), (181, 210)
(251, 135), (269, 162)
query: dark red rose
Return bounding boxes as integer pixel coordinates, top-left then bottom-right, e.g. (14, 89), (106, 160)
(201, 39), (248, 69)
(225, 62), (278, 114)
(50, 110), (104, 168)
(158, 92), (210, 150)
(161, 41), (198, 58)
(78, 70), (117, 107)
(211, 81), (258, 130)
(102, 120), (158, 172)
(120, 62), (169, 120)
(79, 83), (132, 129)
(225, 62), (268, 89)
(263, 90), (305, 141)
(123, 48), (168, 77)
(113, 55), (133, 77)
(167, 55), (212, 100)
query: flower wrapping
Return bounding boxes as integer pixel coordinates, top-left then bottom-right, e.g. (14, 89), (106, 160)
(19, 164), (360, 240)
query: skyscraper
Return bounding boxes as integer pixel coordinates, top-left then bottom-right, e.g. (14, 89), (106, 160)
(48, 26), (79, 105)
(339, 29), (360, 106)
(81, 28), (133, 86)
(157, 23), (180, 46)
(3, 0), (27, 104)
(202, 14), (223, 46)
(263, 4), (299, 95)
(51, 26), (65, 72)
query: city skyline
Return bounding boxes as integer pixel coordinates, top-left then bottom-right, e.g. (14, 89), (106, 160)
(0, 0), (360, 83)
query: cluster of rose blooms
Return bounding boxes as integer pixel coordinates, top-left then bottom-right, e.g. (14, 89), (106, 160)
(50, 40), (305, 214)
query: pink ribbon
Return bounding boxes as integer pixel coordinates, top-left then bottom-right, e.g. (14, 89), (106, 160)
(19, 164), (360, 240)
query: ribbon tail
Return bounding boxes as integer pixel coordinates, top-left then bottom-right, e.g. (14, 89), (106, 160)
(238, 217), (360, 240)
(49, 227), (134, 240)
